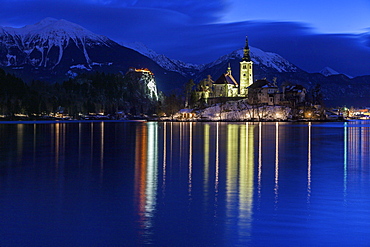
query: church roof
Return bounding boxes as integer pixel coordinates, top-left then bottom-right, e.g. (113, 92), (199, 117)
(284, 84), (306, 93)
(214, 73), (238, 86)
(249, 79), (277, 89)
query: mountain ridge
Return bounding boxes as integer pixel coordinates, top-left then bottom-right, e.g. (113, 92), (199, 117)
(0, 18), (369, 107)
(124, 41), (303, 78)
(0, 18), (189, 91)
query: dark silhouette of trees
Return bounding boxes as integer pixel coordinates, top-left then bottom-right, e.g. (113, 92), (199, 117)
(0, 69), (163, 118)
(162, 92), (183, 120)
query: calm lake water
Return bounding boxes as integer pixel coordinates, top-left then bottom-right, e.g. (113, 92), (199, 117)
(0, 120), (370, 246)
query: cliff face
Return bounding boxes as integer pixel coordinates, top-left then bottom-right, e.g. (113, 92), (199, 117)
(124, 68), (161, 102)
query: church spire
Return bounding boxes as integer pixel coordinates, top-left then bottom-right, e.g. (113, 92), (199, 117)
(242, 36), (251, 62)
(227, 63), (232, 74)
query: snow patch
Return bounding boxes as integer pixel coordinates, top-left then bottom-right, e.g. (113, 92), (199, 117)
(70, 64), (91, 71)
(320, 67), (340, 76)
(92, 62), (113, 66)
(6, 54), (16, 66)
(319, 67), (353, 79)
(66, 70), (78, 78)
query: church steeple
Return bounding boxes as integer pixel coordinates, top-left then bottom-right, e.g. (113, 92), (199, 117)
(227, 63), (232, 74)
(239, 36), (253, 96)
(242, 36), (251, 62)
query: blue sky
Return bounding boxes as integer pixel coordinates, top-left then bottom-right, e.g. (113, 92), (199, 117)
(1, 0), (370, 76)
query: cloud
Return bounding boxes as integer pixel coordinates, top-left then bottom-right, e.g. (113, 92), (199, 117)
(0, 0), (228, 25)
(131, 0), (229, 23)
(81, 0), (229, 23)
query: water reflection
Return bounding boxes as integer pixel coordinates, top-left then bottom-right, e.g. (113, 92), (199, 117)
(3, 121), (370, 245)
(53, 123), (66, 171)
(162, 122), (167, 195)
(146, 123), (158, 224)
(347, 121), (370, 171)
(100, 122), (104, 175)
(226, 124), (239, 222)
(258, 122), (262, 200)
(203, 124), (210, 198)
(275, 122), (279, 206)
(135, 123), (148, 230)
(215, 123), (220, 193)
(134, 122), (158, 244)
(307, 122), (312, 203)
(17, 124), (24, 164)
(344, 122), (348, 198)
(188, 122), (193, 196)
(345, 121), (370, 187)
(238, 123), (255, 241)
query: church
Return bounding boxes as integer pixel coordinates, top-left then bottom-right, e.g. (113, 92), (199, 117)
(211, 37), (254, 99)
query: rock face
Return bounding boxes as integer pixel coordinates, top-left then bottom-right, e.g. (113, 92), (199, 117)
(124, 68), (160, 102)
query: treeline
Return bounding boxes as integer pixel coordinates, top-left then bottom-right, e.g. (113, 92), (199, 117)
(0, 68), (179, 118)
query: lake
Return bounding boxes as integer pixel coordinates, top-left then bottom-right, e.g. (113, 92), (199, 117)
(0, 121), (369, 246)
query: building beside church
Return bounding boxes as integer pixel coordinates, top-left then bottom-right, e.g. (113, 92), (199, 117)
(248, 79), (281, 105)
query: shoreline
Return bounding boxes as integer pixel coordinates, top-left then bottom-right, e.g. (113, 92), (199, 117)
(0, 118), (350, 124)
(0, 119), (147, 124)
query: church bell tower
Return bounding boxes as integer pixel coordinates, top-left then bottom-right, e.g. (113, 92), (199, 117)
(239, 37), (253, 95)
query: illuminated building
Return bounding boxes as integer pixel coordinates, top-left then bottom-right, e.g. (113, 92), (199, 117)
(239, 37), (254, 95)
(208, 37), (254, 102)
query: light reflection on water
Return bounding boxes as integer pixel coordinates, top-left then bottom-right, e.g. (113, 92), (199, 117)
(1, 121), (370, 246)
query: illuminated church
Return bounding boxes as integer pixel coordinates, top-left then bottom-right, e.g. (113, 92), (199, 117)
(212, 37), (254, 98)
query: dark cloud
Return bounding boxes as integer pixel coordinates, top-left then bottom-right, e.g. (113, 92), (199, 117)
(82, 0), (229, 23)
(131, 0), (229, 23)
(0, 1), (369, 76)
(1, 0), (228, 25)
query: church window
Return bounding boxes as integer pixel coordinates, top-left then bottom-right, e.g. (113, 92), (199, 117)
(243, 65), (246, 69)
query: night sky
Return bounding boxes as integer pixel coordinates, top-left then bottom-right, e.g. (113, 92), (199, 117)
(1, 0), (370, 76)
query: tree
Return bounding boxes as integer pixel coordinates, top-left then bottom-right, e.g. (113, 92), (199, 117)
(184, 79), (195, 108)
(311, 84), (323, 105)
(162, 92), (182, 120)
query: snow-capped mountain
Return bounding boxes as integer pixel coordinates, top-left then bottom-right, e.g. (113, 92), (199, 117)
(320, 67), (340, 77)
(127, 42), (300, 78)
(0, 18), (188, 91)
(123, 42), (204, 77)
(186, 46), (304, 84)
(319, 66), (353, 78)
(201, 47), (299, 73)
(0, 18), (113, 68)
